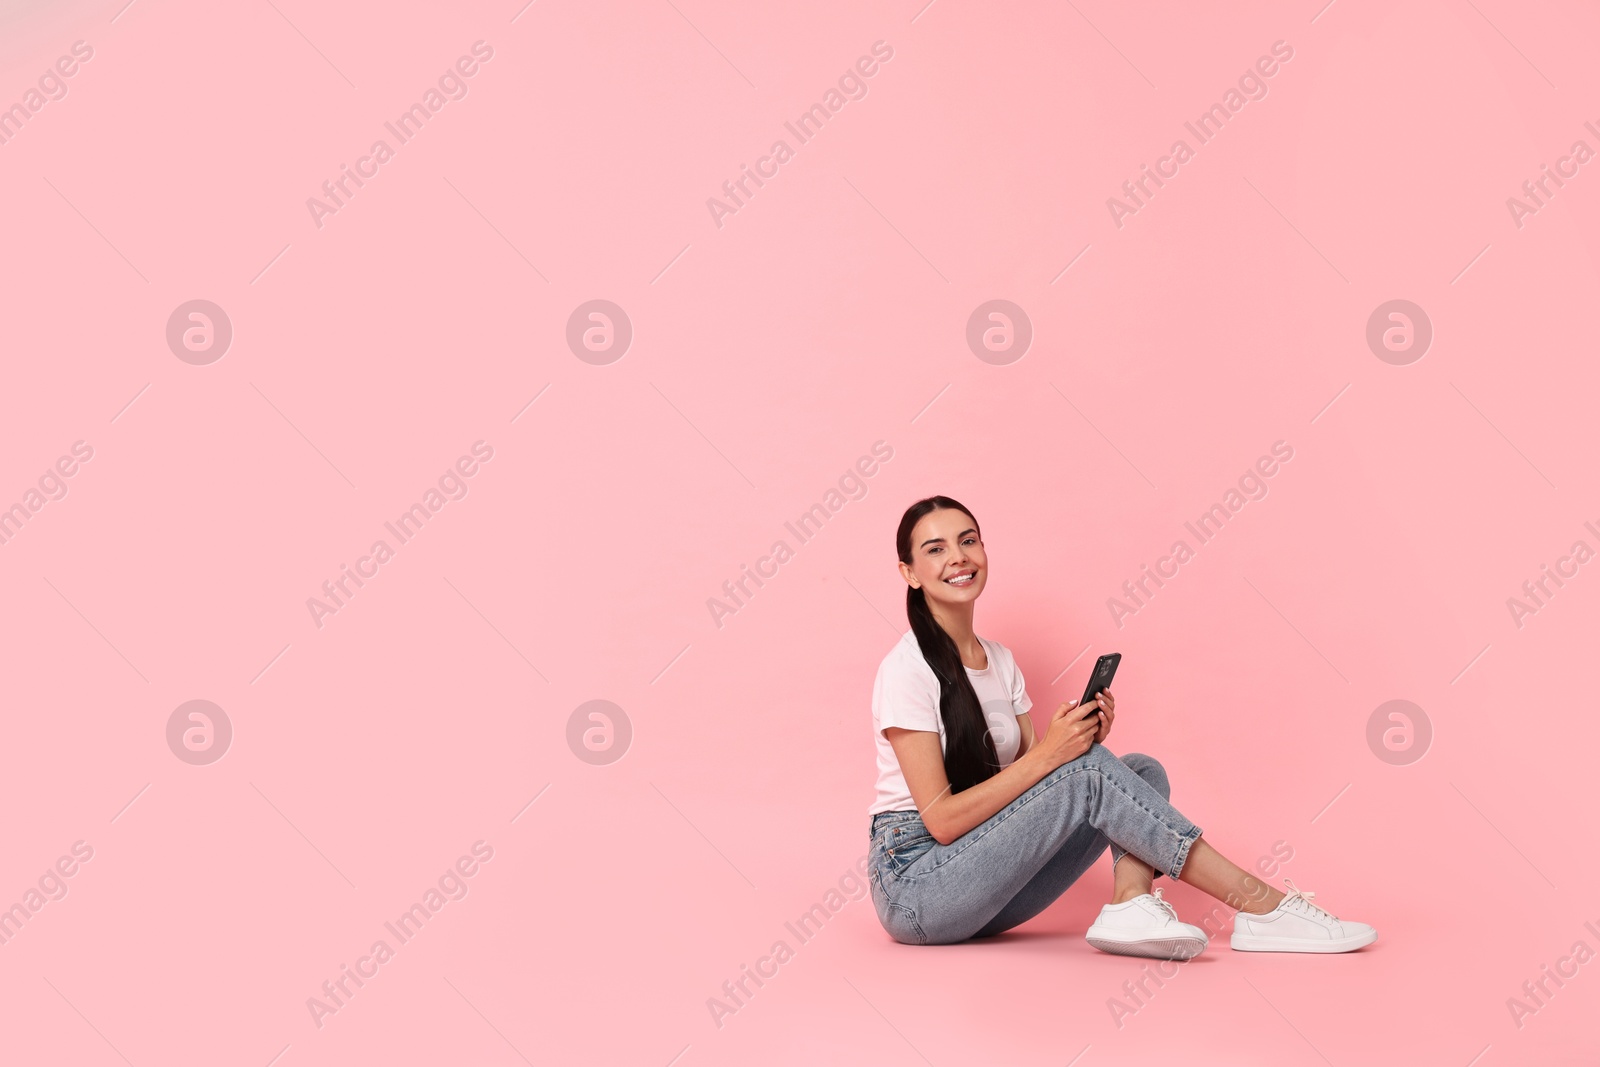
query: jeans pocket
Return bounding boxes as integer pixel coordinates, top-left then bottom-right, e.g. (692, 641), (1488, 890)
(883, 823), (935, 878)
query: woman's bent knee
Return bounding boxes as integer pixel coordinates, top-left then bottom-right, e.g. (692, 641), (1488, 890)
(1120, 751), (1170, 800)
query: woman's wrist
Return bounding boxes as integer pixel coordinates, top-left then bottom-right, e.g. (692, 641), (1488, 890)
(1018, 745), (1057, 780)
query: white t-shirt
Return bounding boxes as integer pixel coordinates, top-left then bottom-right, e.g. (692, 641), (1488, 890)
(869, 629), (1034, 817)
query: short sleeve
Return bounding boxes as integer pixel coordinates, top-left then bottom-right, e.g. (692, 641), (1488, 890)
(1005, 645), (1033, 715)
(874, 647), (942, 734)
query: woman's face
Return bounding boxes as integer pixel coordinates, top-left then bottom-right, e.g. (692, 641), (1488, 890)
(900, 508), (987, 607)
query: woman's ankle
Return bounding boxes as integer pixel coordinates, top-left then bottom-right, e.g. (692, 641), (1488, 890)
(1110, 854), (1156, 904)
(1234, 888), (1285, 915)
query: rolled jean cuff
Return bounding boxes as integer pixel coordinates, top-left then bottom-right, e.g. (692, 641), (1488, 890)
(1112, 823), (1201, 881)
(1165, 824), (1203, 881)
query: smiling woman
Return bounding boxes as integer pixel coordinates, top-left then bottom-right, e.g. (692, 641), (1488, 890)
(864, 494), (1378, 957)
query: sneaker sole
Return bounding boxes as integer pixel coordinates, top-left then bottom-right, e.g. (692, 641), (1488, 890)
(1230, 929), (1378, 953)
(1086, 932), (1208, 960)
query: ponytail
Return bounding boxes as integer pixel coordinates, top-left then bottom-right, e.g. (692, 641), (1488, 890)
(897, 496), (1000, 795)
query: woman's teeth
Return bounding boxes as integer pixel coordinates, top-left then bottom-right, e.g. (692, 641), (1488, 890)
(945, 573), (975, 586)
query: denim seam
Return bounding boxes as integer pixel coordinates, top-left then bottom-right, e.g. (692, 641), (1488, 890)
(884, 902), (927, 945)
(869, 816), (920, 846)
(1088, 769), (1197, 879)
(883, 837), (935, 882)
(899, 755), (1191, 885)
(893, 760), (1093, 885)
(1166, 824), (1203, 882)
(876, 825), (928, 857)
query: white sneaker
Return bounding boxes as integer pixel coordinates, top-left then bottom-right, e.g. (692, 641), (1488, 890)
(1086, 888), (1209, 960)
(1230, 879), (1377, 953)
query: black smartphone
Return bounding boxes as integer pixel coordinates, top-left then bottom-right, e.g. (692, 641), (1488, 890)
(1078, 653), (1121, 713)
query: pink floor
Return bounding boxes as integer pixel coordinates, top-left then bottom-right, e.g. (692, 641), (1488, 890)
(2, 0), (1597, 1063)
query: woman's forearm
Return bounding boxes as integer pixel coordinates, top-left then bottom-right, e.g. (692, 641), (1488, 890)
(922, 748), (1056, 844)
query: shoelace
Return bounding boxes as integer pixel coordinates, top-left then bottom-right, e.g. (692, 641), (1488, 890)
(1279, 878), (1339, 921)
(1147, 887), (1180, 923)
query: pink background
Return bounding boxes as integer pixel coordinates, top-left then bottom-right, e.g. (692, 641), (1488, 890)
(2, 0), (1598, 1063)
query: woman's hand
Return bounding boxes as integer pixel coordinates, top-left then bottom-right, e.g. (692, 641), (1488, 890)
(1035, 696), (1105, 771)
(1093, 688), (1115, 743)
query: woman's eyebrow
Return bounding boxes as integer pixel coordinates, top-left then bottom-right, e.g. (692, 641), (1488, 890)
(919, 527), (977, 549)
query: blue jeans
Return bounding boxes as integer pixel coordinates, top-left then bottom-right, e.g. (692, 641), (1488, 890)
(867, 745), (1202, 945)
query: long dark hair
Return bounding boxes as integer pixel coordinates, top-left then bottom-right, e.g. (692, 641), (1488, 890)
(895, 495), (1000, 795)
